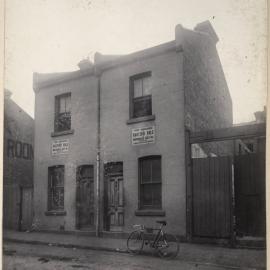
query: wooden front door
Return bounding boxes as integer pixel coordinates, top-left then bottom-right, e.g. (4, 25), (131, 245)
(108, 176), (124, 232)
(76, 165), (94, 230)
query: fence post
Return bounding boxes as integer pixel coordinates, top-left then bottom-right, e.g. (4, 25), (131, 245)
(185, 129), (192, 242)
(230, 155), (236, 247)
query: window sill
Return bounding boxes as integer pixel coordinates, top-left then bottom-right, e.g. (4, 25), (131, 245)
(45, 211), (67, 216)
(126, 115), (155, 125)
(51, 129), (74, 137)
(135, 210), (165, 216)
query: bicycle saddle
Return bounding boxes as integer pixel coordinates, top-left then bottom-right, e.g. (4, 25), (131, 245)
(156, 220), (167, 225)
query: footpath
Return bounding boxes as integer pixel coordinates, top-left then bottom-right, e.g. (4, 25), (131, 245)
(3, 230), (266, 269)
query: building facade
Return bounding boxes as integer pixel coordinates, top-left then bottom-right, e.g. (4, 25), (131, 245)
(3, 90), (34, 230)
(33, 21), (232, 236)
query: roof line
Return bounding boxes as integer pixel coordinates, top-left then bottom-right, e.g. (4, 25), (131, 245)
(34, 40), (178, 91)
(96, 40), (176, 71)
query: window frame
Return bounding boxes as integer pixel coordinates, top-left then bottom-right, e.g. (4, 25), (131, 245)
(138, 155), (162, 210)
(54, 93), (72, 133)
(48, 165), (65, 212)
(129, 71), (152, 120)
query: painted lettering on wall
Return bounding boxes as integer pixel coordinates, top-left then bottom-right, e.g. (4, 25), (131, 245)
(52, 139), (69, 156)
(7, 139), (34, 160)
(132, 126), (155, 145)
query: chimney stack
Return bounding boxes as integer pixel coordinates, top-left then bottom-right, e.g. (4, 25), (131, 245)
(194, 21), (219, 44)
(78, 58), (93, 70)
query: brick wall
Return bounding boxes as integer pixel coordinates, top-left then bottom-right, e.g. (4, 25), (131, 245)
(176, 23), (233, 156)
(176, 23), (232, 132)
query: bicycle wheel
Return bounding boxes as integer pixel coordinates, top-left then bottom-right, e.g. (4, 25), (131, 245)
(157, 233), (179, 259)
(127, 231), (144, 254)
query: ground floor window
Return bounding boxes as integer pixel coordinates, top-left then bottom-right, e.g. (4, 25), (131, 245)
(139, 156), (162, 209)
(48, 165), (64, 211)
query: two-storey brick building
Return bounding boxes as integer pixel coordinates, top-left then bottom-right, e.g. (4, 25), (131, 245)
(33, 21), (232, 237)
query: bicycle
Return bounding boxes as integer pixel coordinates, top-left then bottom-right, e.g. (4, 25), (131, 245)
(127, 220), (179, 259)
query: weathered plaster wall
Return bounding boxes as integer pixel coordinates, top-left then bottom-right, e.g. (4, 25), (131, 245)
(33, 75), (98, 231)
(99, 50), (186, 235)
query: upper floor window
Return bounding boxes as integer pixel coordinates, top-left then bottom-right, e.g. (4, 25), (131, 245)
(130, 72), (152, 119)
(54, 93), (71, 132)
(48, 165), (64, 211)
(139, 156), (162, 209)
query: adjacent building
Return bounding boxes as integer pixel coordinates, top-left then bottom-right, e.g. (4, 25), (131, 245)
(3, 89), (34, 230)
(33, 21), (232, 237)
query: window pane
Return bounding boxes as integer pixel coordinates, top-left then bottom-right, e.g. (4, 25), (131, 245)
(133, 97), (152, 118)
(152, 158), (161, 182)
(142, 184), (153, 206)
(141, 159), (151, 183)
(49, 166), (64, 210)
(65, 95), (71, 112)
(141, 183), (161, 208)
(52, 166), (64, 187)
(134, 79), (143, 98)
(56, 112), (71, 132)
(152, 184), (161, 207)
(51, 187), (64, 209)
(142, 77), (151, 96)
(59, 97), (66, 113)
(55, 94), (71, 132)
(139, 156), (162, 209)
(59, 95), (71, 113)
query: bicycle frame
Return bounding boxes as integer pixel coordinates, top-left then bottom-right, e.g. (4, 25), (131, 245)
(131, 223), (168, 249)
(151, 223), (166, 248)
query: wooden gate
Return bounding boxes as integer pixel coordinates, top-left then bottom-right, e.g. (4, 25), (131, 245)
(187, 123), (266, 244)
(234, 153), (266, 237)
(192, 156), (232, 238)
(3, 185), (33, 231)
(3, 185), (20, 230)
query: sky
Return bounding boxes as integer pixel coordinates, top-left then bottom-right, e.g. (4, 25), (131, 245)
(4, 0), (267, 123)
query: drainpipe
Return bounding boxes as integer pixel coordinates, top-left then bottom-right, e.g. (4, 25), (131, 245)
(95, 69), (101, 237)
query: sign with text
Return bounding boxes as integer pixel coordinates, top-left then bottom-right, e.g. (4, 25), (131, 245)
(132, 126), (155, 145)
(52, 139), (69, 156)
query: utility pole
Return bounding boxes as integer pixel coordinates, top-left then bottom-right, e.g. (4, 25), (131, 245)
(95, 69), (101, 237)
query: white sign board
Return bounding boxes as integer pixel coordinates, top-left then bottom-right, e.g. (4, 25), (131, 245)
(132, 126), (155, 145)
(52, 139), (69, 156)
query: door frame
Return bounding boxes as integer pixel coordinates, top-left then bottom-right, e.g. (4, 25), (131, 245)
(75, 165), (95, 230)
(103, 162), (124, 232)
